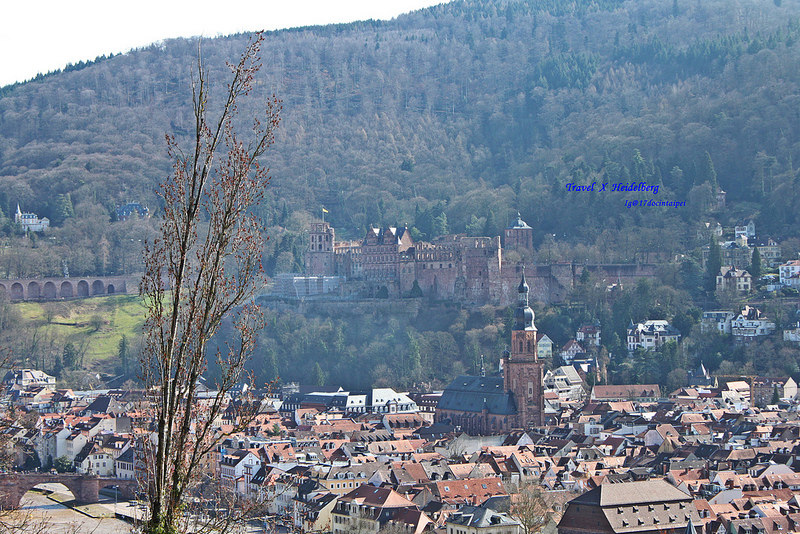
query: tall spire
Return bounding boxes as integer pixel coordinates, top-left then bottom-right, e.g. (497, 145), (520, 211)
(514, 266), (535, 331)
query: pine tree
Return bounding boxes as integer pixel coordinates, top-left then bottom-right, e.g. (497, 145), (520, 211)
(706, 236), (722, 292)
(701, 151), (718, 192)
(63, 342), (77, 370)
(118, 335), (129, 374)
(312, 362), (326, 386)
(750, 246), (762, 281)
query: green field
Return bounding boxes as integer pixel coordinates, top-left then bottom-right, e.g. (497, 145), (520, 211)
(15, 295), (148, 362)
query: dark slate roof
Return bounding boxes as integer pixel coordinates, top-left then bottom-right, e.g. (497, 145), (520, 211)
(448, 505), (521, 528)
(438, 375), (516, 415)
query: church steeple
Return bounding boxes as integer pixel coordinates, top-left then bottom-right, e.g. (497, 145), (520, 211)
(514, 267), (535, 331)
(503, 266), (544, 428)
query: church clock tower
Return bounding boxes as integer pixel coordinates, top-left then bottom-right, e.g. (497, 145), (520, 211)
(503, 268), (545, 428)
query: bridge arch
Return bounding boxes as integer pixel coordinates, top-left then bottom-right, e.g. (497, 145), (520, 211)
(77, 280), (89, 297)
(60, 281), (73, 298)
(10, 282), (23, 300)
(27, 282), (41, 299)
(0, 283), (5, 296)
(42, 281), (57, 299)
(107, 284), (115, 294)
(0, 474), (138, 509)
(91, 280), (104, 295)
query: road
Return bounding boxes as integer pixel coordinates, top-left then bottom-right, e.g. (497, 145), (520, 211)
(13, 483), (133, 533)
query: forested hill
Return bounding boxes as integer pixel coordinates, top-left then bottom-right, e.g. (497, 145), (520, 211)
(1, 0), (800, 269)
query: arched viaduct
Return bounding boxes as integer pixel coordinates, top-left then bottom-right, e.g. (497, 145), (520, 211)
(0, 276), (136, 301)
(0, 473), (139, 509)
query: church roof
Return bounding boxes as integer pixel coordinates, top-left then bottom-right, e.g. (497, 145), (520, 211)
(438, 375), (516, 415)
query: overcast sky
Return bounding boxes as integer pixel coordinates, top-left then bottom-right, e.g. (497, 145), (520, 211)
(0, 0), (445, 87)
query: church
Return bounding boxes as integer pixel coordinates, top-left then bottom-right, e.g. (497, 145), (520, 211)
(435, 269), (546, 434)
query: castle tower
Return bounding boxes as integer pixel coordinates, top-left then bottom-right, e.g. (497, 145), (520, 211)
(503, 267), (545, 428)
(306, 222), (335, 276)
(504, 212), (534, 254)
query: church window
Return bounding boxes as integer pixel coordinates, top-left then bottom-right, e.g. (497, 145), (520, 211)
(519, 341), (523, 352)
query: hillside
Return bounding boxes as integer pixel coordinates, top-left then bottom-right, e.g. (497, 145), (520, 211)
(2, 0), (800, 389)
(0, 0), (799, 280)
(0, 294), (145, 387)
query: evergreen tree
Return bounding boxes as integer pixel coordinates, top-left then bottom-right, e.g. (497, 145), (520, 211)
(750, 246), (762, 280)
(52, 355), (63, 378)
(483, 210), (497, 237)
(432, 212), (449, 237)
(312, 362), (326, 386)
(705, 236), (722, 292)
(51, 194), (75, 226)
(63, 342), (78, 370)
(117, 335), (129, 375)
(701, 151), (718, 192)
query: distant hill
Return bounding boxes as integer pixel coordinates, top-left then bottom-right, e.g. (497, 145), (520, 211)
(1, 0), (799, 268)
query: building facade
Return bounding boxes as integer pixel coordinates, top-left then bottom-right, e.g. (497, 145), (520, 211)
(627, 320), (681, 352)
(299, 220), (658, 306)
(436, 271), (545, 434)
(14, 204), (49, 232)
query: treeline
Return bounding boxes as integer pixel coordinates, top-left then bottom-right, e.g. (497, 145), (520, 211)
(0, 0), (799, 268)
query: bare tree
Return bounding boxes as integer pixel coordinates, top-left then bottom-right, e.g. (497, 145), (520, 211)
(139, 33), (280, 534)
(510, 482), (556, 534)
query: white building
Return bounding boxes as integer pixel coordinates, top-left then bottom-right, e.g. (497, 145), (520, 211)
(219, 449), (261, 495)
(627, 320), (681, 352)
(14, 204), (49, 232)
(701, 311), (736, 334)
(543, 366), (585, 401)
(731, 306), (775, 340)
(734, 220), (756, 240)
(779, 260), (800, 288)
(784, 321), (800, 344)
(3, 369), (56, 388)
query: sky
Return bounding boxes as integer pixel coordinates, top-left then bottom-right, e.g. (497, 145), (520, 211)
(0, 0), (445, 87)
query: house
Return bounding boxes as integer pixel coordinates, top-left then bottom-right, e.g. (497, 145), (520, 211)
(115, 202), (150, 221)
(751, 377), (798, 407)
(716, 266), (751, 293)
(779, 260), (800, 288)
(543, 366), (585, 401)
(754, 238), (781, 267)
(3, 369), (56, 389)
(293, 490), (339, 533)
(557, 479), (700, 534)
(14, 204), (49, 232)
(591, 384), (661, 402)
(74, 441), (115, 476)
(331, 485), (431, 534)
(731, 306), (775, 340)
(447, 505), (522, 534)
(219, 448), (261, 494)
(700, 311), (735, 335)
(734, 220), (756, 240)
(627, 320), (681, 352)
(576, 324), (601, 347)
(115, 446), (135, 479)
(536, 332), (554, 360)
(559, 340), (585, 365)
(784, 321), (800, 344)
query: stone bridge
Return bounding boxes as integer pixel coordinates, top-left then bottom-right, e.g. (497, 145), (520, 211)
(0, 473), (139, 509)
(0, 276), (136, 301)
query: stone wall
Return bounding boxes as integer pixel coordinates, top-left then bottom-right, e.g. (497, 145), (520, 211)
(0, 276), (135, 301)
